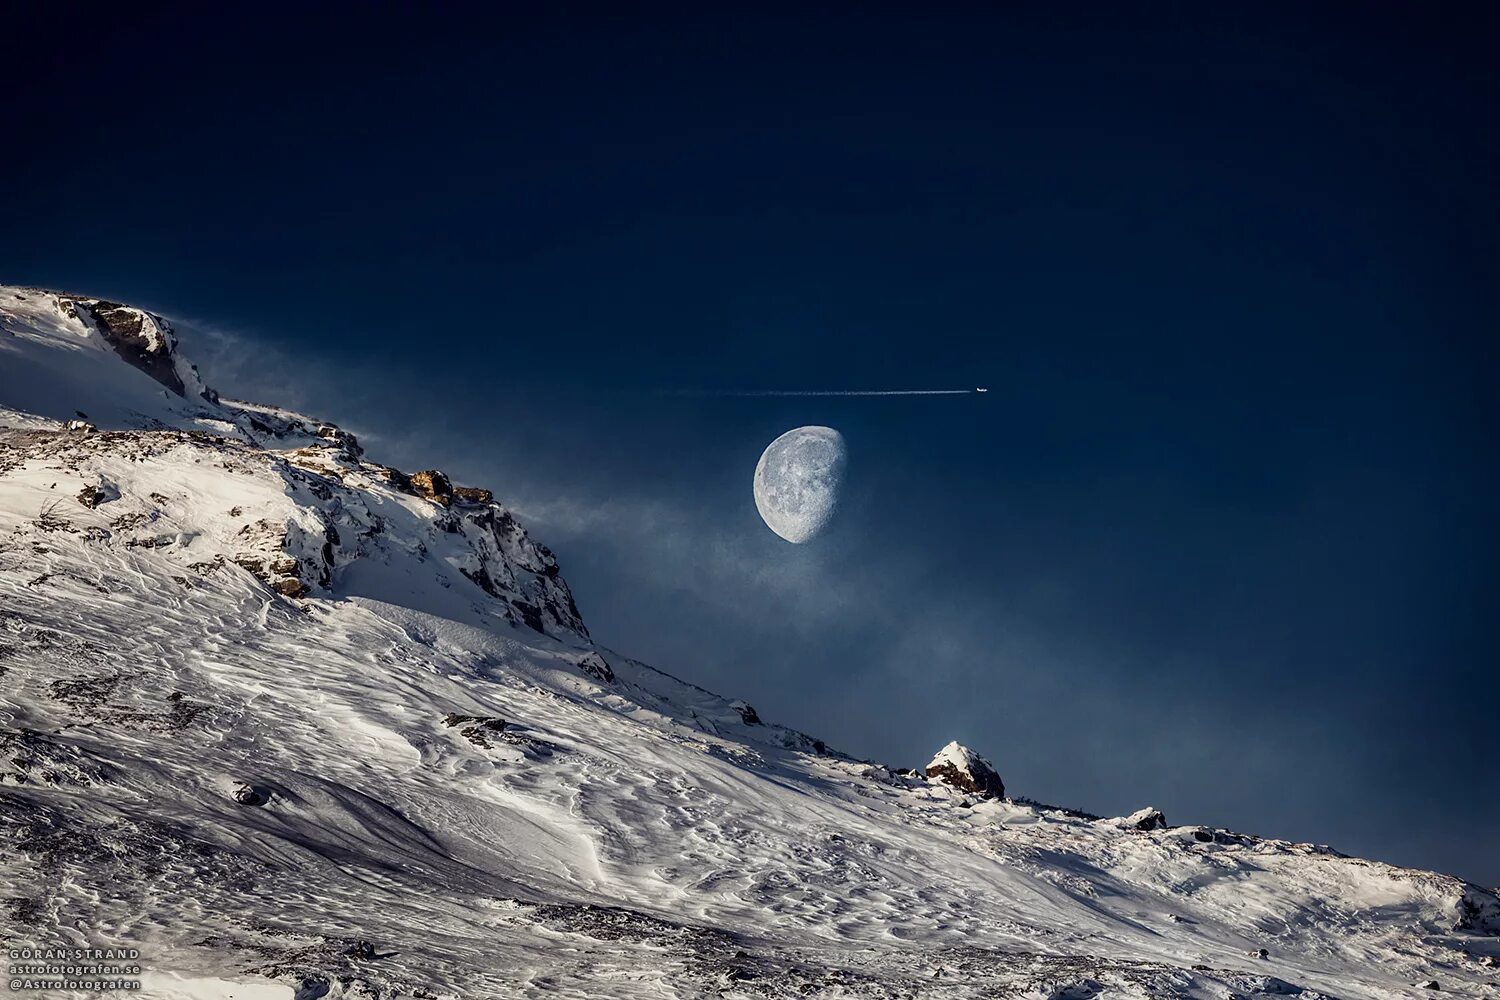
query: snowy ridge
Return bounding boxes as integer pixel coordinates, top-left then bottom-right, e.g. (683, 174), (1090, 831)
(1, 285), (1497, 999)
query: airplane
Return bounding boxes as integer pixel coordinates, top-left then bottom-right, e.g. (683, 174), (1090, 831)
(974, 387), (988, 393)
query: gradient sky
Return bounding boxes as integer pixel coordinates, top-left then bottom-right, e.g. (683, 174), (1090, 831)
(3, 5), (1495, 884)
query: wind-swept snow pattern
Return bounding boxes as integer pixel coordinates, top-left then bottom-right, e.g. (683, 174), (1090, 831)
(2, 285), (1497, 998)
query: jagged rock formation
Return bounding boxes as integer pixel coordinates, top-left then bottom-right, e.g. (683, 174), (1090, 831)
(0, 288), (588, 640)
(925, 740), (1006, 799)
(53, 294), (215, 402)
(2, 285), (1498, 1000)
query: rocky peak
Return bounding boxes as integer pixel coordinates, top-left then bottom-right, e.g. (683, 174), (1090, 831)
(925, 741), (1005, 799)
(0, 286), (592, 645)
(409, 469), (454, 505)
(66, 296), (212, 402)
(407, 469), (494, 508)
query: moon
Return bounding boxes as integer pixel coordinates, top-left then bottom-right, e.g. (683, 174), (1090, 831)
(753, 425), (847, 543)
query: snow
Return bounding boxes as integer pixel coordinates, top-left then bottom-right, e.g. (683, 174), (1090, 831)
(2, 285), (1498, 998)
(927, 739), (989, 773)
(137, 973), (292, 1000)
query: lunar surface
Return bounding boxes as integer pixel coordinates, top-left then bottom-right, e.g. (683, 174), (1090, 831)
(753, 425), (847, 543)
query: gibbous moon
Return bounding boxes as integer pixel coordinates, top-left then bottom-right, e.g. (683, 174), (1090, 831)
(753, 426), (847, 543)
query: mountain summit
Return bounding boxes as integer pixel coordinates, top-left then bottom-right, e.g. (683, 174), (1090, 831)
(2, 286), (1496, 998)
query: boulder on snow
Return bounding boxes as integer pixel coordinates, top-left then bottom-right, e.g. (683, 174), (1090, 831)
(76, 480), (120, 509)
(232, 781), (270, 806)
(409, 469), (453, 505)
(442, 712), (508, 748)
(1125, 807), (1168, 831)
(925, 741), (1005, 800)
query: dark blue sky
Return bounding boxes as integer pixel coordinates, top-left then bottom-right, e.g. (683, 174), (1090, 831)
(4, 5), (1495, 884)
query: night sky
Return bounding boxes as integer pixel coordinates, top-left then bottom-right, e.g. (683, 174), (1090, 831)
(3, 5), (1495, 884)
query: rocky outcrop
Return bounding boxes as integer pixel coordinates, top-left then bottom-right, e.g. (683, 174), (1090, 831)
(313, 424), (363, 462)
(408, 470), (496, 509)
(442, 712), (508, 749)
(231, 514), (336, 600)
(409, 469), (453, 505)
(60, 298), (212, 402)
(457, 505), (588, 639)
(82, 299), (187, 396)
(925, 741), (1005, 799)
(1456, 887), (1500, 935)
(577, 652), (615, 683)
(76, 479), (119, 509)
(1124, 807), (1168, 831)
(438, 712), (556, 757)
(452, 485), (493, 505)
(3, 288), (590, 638)
(232, 782), (270, 806)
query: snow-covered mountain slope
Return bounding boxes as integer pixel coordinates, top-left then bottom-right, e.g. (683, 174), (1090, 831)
(2, 285), (1497, 999)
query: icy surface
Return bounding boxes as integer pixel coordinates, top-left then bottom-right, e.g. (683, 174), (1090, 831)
(2, 286), (1498, 998)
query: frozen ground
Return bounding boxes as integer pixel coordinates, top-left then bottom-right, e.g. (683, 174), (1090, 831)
(1, 286), (1497, 998)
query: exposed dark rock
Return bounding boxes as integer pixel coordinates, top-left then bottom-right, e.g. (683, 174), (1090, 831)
(0, 727), (111, 787)
(577, 652), (615, 684)
(232, 519), (317, 597)
(408, 469), (453, 505)
(76, 480), (119, 509)
(1191, 828), (1252, 846)
(293, 978), (330, 1000)
(233, 782), (270, 806)
(459, 564), (498, 597)
(442, 713), (507, 749)
(442, 712), (500, 728)
(314, 424), (363, 460)
(452, 485), (493, 505)
(49, 672), (123, 713)
(730, 700), (762, 726)
(1454, 888), (1500, 934)
(364, 464), (410, 491)
(1125, 807), (1168, 831)
(509, 599), (545, 633)
(79, 300), (187, 397)
(321, 524), (340, 569)
(925, 741), (1005, 799)
(441, 713), (557, 757)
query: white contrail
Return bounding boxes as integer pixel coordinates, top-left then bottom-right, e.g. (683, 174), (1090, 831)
(677, 388), (977, 397)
